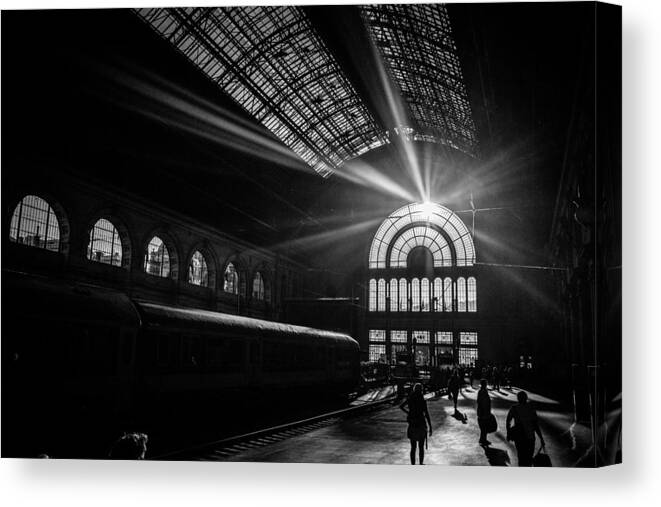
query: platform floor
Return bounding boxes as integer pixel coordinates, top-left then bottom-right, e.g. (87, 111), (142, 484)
(222, 386), (595, 466)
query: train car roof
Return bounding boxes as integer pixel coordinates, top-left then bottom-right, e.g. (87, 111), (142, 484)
(2, 270), (141, 327)
(134, 301), (358, 347)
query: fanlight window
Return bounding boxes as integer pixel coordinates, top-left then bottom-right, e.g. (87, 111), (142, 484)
(223, 262), (239, 294)
(144, 236), (170, 278)
(9, 195), (60, 252)
(87, 218), (122, 266)
(188, 251), (208, 287)
(368, 202), (475, 268)
(252, 271), (265, 301)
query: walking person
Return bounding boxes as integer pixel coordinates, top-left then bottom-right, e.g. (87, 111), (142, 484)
(477, 379), (492, 445)
(400, 383), (432, 465)
(447, 369), (461, 413)
(506, 391), (545, 466)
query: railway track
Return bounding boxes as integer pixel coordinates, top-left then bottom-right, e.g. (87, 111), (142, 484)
(150, 393), (400, 461)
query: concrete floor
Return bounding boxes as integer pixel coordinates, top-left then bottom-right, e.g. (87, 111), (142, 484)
(223, 386), (594, 466)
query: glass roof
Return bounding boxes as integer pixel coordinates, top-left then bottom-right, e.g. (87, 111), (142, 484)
(135, 6), (389, 177)
(360, 4), (478, 156)
(369, 202), (475, 269)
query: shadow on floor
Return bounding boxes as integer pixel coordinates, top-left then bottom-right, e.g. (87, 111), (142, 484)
(451, 410), (468, 424)
(482, 445), (511, 466)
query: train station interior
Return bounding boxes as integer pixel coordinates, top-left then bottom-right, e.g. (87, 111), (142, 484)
(1, 3), (621, 467)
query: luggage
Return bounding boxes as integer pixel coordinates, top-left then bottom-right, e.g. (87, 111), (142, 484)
(486, 413), (498, 433)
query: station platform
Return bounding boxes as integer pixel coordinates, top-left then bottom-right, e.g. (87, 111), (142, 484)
(222, 386), (596, 466)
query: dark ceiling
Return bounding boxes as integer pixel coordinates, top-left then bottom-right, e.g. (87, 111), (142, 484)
(1, 4), (594, 272)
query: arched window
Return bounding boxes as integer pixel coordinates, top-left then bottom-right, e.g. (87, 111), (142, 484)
(144, 236), (170, 278)
(9, 195), (60, 252)
(223, 262), (239, 293)
(369, 279), (377, 312)
(411, 278), (420, 312)
(377, 278), (386, 312)
(398, 278), (407, 311)
(368, 202), (475, 268)
(467, 277), (477, 312)
(87, 218), (122, 266)
(443, 277), (453, 312)
(421, 278), (430, 312)
(252, 271), (265, 300)
(389, 278), (398, 312)
(433, 277), (443, 312)
(457, 277), (467, 312)
(188, 251), (208, 287)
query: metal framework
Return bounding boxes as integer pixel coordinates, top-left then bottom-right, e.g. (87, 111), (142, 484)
(360, 4), (478, 156)
(135, 7), (389, 177)
(368, 202), (475, 269)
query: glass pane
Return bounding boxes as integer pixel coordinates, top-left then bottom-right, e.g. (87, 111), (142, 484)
(87, 218), (122, 266)
(144, 236), (170, 277)
(9, 195), (60, 252)
(188, 250), (208, 287)
(223, 262), (239, 293)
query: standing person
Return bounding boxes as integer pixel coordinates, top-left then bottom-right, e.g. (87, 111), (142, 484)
(506, 391), (545, 466)
(477, 379), (492, 445)
(400, 383), (432, 465)
(447, 369), (461, 413)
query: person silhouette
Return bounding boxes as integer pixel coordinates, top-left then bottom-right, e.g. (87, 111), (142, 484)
(506, 391), (545, 466)
(448, 369), (461, 413)
(400, 383), (432, 465)
(477, 379), (492, 445)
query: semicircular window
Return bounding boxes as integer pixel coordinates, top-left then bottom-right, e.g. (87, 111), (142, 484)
(188, 250), (209, 287)
(87, 218), (122, 266)
(9, 194), (61, 252)
(144, 236), (170, 278)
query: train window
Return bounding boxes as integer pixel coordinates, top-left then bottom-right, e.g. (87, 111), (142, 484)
(121, 332), (134, 366)
(9, 194), (61, 252)
(144, 236), (171, 278)
(156, 335), (176, 368)
(207, 338), (244, 373)
(87, 218), (123, 266)
(249, 341), (260, 364)
(71, 326), (117, 376)
(181, 335), (201, 368)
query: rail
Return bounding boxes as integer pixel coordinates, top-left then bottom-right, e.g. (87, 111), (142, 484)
(150, 393), (399, 461)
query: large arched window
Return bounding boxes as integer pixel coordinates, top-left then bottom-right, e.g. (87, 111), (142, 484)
(467, 276), (477, 312)
(252, 271), (265, 300)
(368, 202), (475, 268)
(369, 279), (377, 311)
(9, 195), (61, 252)
(377, 278), (386, 312)
(389, 278), (398, 312)
(87, 218), (122, 266)
(457, 277), (467, 312)
(443, 277), (453, 312)
(224, 262), (239, 294)
(411, 278), (420, 312)
(144, 236), (170, 278)
(188, 251), (208, 287)
(433, 277), (443, 312)
(398, 278), (408, 311)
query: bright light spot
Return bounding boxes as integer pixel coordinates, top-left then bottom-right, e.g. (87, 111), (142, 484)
(420, 201), (435, 221)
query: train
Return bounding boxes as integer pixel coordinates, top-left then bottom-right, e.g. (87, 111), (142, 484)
(1, 270), (360, 456)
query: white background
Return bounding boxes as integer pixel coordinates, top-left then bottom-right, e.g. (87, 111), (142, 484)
(1, 0), (659, 505)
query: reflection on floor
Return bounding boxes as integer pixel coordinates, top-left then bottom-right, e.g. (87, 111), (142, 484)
(222, 386), (596, 466)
